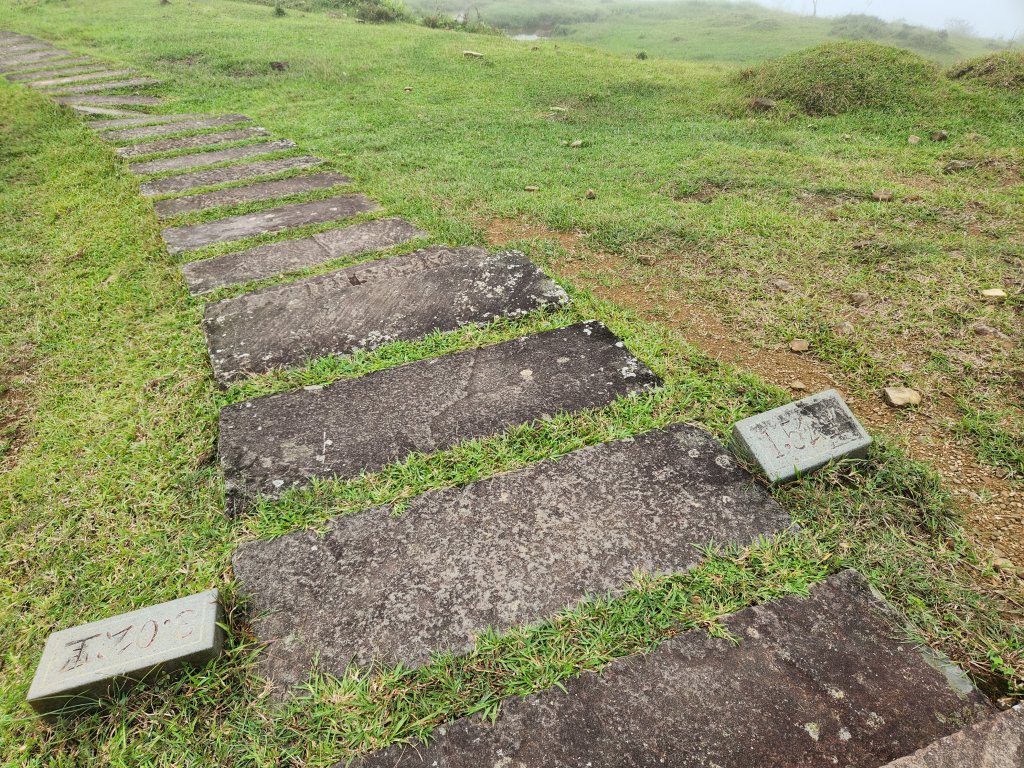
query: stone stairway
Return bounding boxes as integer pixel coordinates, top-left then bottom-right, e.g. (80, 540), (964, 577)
(5, 30), (1019, 765)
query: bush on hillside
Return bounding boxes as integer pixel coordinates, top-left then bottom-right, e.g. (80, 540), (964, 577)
(949, 52), (1024, 92)
(740, 41), (940, 116)
(420, 12), (502, 35)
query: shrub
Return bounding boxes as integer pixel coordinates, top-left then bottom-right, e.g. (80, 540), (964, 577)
(949, 52), (1024, 92)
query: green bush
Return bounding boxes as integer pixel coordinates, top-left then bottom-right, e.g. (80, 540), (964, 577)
(740, 41), (941, 115)
(949, 51), (1024, 92)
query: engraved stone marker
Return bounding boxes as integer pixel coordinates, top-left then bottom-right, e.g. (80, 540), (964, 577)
(28, 590), (224, 716)
(232, 424), (790, 687)
(732, 389), (871, 483)
(138, 155), (322, 196)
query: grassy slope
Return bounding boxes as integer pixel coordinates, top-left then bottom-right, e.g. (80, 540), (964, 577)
(0, 1), (1021, 765)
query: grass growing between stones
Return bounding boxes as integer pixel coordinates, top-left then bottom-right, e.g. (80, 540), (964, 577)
(0, 1), (1022, 764)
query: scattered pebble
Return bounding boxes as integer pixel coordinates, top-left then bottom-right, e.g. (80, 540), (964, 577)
(638, 255), (656, 266)
(789, 380), (807, 391)
(770, 278), (795, 293)
(883, 386), (922, 408)
(872, 190), (894, 202)
(585, 188), (596, 199)
(849, 291), (870, 307)
(569, 139), (584, 148)
(980, 288), (1007, 302)
(403, 86), (412, 92)
(524, 185), (539, 192)
(790, 339), (810, 353)
(832, 322), (854, 336)
(908, 135), (921, 145)
(930, 130), (949, 142)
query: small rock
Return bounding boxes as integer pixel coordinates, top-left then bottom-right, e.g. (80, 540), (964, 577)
(992, 556), (1016, 573)
(750, 97), (776, 112)
(980, 288), (1007, 302)
(585, 188), (596, 199)
(403, 86), (412, 92)
(944, 160), (975, 174)
(549, 106), (567, 113)
(832, 322), (854, 336)
(849, 291), (870, 307)
(970, 322), (996, 336)
(524, 185), (539, 192)
(908, 135), (921, 145)
(770, 278), (795, 293)
(842, 133), (852, 141)
(789, 380), (807, 391)
(789, 339), (810, 353)
(872, 190), (894, 202)
(883, 387), (922, 408)
(463, 50), (485, 58)
(930, 130), (948, 142)
(638, 255), (656, 266)
(569, 139), (584, 148)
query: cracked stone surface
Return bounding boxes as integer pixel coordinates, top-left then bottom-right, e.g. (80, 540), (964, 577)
(355, 570), (991, 768)
(154, 171), (352, 219)
(45, 76), (159, 94)
(233, 423), (791, 686)
(161, 193), (378, 254)
(89, 113), (207, 130)
(29, 68), (135, 88)
(128, 139), (296, 175)
(220, 321), (659, 513)
(881, 706), (1023, 767)
(115, 127), (269, 159)
(1, 56), (94, 74)
(203, 248), (569, 383)
(138, 155), (321, 196)
(98, 114), (252, 141)
(8, 63), (108, 81)
(55, 94), (162, 106)
(182, 217), (425, 293)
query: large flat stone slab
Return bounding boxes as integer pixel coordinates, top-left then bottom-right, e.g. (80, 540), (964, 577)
(220, 321), (659, 513)
(27, 590), (224, 717)
(30, 68), (135, 88)
(233, 424), (791, 686)
(0, 49), (71, 68)
(182, 217), (426, 294)
(89, 113), (207, 130)
(139, 155), (321, 196)
(154, 171), (352, 219)
(203, 247), (568, 383)
(129, 139), (297, 176)
(115, 127), (269, 159)
(98, 114), (251, 141)
(882, 706), (1023, 767)
(69, 105), (148, 118)
(47, 77), (160, 94)
(55, 94), (163, 106)
(732, 389), (871, 483)
(355, 570), (991, 768)
(161, 193), (378, 255)
(8, 63), (108, 81)
(0, 56), (94, 74)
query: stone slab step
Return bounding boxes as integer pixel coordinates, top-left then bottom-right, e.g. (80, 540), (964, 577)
(89, 113), (207, 130)
(0, 49), (71, 68)
(55, 94), (163, 106)
(115, 127), (270, 159)
(7, 63), (106, 81)
(154, 171), (352, 220)
(182, 217), (426, 294)
(203, 247), (568, 383)
(129, 139), (297, 176)
(98, 114), (252, 141)
(0, 42), (50, 55)
(47, 77), (160, 95)
(30, 68), (135, 88)
(220, 321), (659, 513)
(354, 570), (991, 768)
(70, 105), (149, 118)
(233, 423), (790, 686)
(0, 56), (94, 74)
(139, 155), (321, 196)
(161, 193), (378, 255)
(882, 706), (1023, 767)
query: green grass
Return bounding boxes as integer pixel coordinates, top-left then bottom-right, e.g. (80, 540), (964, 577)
(0, 1), (1022, 764)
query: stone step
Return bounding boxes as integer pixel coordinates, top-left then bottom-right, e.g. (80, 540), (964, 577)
(69, 105), (149, 118)
(55, 94), (163, 106)
(0, 49), (72, 68)
(0, 56), (94, 74)
(353, 570), (992, 768)
(203, 247), (568, 383)
(182, 217), (426, 294)
(7, 63), (106, 81)
(154, 171), (352, 220)
(232, 423), (791, 688)
(139, 155), (321, 196)
(220, 321), (659, 513)
(128, 139), (297, 176)
(30, 68), (135, 88)
(115, 127), (270, 159)
(0, 44), (54, 58)
(161, 193), (378, 255)
(882, 706), (1022, 767)
(98, 114), (252, 141)
(46, 77), (160, 95)
(89, 113), (207, 130)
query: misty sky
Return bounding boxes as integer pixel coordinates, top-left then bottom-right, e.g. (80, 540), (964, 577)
(771, 0), (1024, 39)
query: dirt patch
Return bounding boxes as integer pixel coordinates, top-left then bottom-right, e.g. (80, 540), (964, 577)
(0, 348), (35, 471)
(485, 217), (583, 253)
(540, 243), (1024, 567)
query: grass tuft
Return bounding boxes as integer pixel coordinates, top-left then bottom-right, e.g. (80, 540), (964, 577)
(949, 51), (1024, 92)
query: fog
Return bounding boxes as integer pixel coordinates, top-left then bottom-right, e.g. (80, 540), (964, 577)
(771, 0), (1024, 39)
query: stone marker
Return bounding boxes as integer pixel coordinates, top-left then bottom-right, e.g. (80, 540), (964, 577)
(232, 424), (790, 686)
(128, 139), (297, 176)
(220, 321), (659, 513)
(8, 63), (108, 81)
(354, 570), (991, 768)
(98, 114), (251, 141)
(27, 589), (224, 716)
(115, 127), (270, 159)
(161, 193), (378, 254)
(0, 56), (94, 74)
(154, 171), (352, 219)
(30, 69), (135, 88)
(139, 155), (321, 196)
(182, 217), (425, 294)
(881, 705), (1022, 767)
(47, 77), (160, 95)
(203, 247), (568, 383)
(55, 94), (163, 106)
(732, 389), (871, 483)
(89, 113), (206, 130)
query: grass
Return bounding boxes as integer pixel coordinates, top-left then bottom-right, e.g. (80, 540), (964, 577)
(0, 0), (1022, 764)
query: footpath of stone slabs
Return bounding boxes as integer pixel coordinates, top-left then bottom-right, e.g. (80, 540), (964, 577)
(5, 29), (1021, 766)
